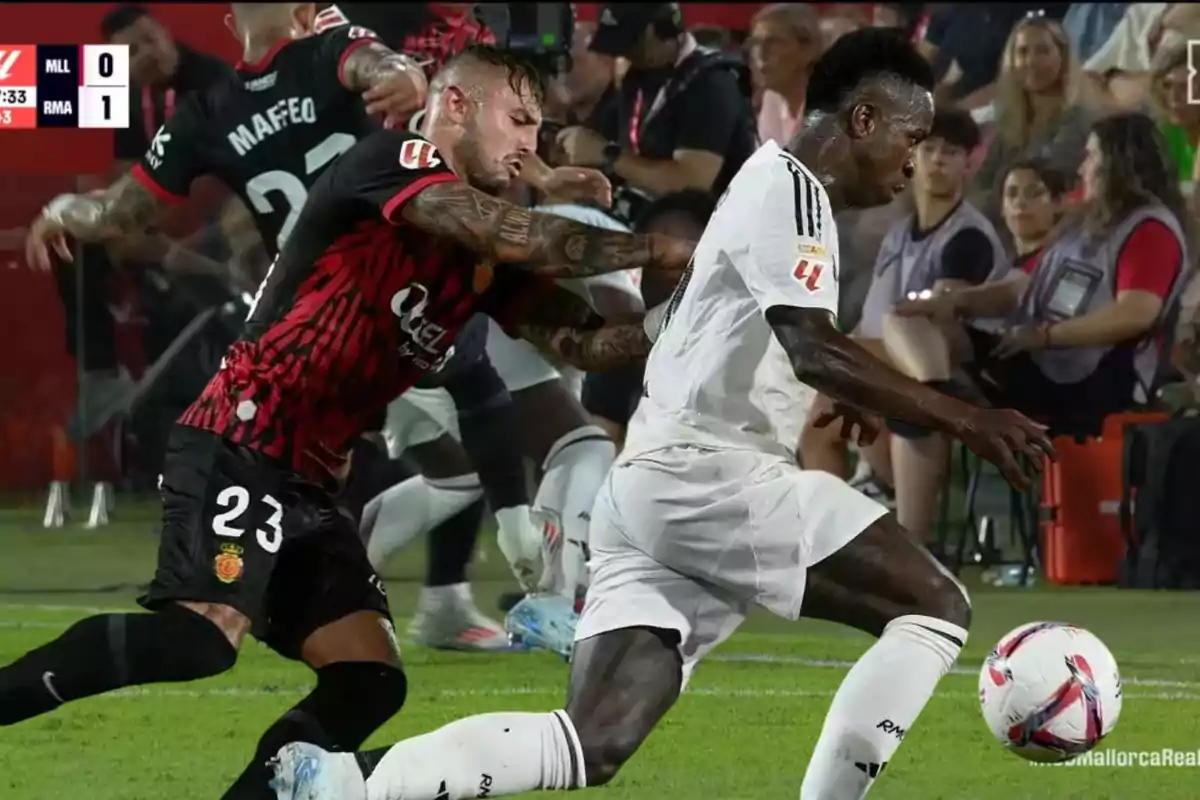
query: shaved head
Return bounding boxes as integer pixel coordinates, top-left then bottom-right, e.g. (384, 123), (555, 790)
(424, 45), (547, 196)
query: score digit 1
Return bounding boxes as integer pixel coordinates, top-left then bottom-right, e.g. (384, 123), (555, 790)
(79, 44), (129, 129)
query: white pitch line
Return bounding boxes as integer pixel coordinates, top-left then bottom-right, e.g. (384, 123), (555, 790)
(87, 685), (1200, 702)
(2, 610), (1196, 691)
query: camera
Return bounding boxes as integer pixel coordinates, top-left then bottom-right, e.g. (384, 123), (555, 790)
(474, 3), (575, 76)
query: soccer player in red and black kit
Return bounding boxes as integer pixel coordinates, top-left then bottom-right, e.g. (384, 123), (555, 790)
(7, 39), (679, 798)
(26, 3), (539, 649)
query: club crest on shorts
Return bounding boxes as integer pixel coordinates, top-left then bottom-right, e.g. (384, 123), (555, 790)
(398, 139), (441, 170)
(213, 543), (245, 584)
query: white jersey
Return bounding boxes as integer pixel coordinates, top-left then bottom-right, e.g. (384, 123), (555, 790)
(626, 140), (839, 460)
(532, 204), (643, 308)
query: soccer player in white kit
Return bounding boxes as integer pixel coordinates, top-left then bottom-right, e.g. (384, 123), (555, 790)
(271, 29), (1054, 800)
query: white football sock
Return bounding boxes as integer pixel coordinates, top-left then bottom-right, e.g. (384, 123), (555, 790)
(800, 614), (968, 800)
(364, 710), (585, 800)
(364, 474), (483, 570)
(532, 427), (615, 600)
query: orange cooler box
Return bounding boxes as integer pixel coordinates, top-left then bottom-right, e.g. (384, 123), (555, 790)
(1039, 412), (1168, 585)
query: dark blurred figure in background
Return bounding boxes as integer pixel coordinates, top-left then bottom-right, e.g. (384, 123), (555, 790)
(103, 3), (235, 166)
(748, 3), (822, 146)
(554, 3), (756, 224)
(545, 20), (619, 129)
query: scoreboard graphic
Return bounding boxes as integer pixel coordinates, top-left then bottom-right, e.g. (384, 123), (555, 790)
(0, 44), (129, 129)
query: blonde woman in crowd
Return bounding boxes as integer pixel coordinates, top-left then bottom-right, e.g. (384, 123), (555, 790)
(973, 14), (1094, 204)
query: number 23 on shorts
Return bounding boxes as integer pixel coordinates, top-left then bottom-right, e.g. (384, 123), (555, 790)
(211, 485), (285, 558)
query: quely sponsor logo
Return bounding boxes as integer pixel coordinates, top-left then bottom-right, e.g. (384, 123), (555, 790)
(390, 283), (453, 371)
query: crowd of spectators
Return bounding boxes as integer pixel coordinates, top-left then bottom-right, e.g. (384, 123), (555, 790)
(39, 2), (1200, 495)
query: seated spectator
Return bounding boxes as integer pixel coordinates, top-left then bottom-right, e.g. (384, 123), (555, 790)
(581, 190), (717, 446)
(1148, 43), (1200, 186)
(747, 4), (821, 146)
(1079, 3), (1200, 111)
(918, 5), (1043, 111)
(799, 110), (1007, 505)
(556, 4), (756, 225)
(889, 114), (1189, 545)
(973, 14), (1093, 211)
(1062, 2), (1128, 63)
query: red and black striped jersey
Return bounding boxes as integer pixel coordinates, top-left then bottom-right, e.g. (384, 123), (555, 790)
(179, 130), (529, 484)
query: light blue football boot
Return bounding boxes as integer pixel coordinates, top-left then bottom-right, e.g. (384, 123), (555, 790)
(505, 593), (580, 661)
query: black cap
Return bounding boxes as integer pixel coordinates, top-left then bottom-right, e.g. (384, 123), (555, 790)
(590, 4), (667, 56)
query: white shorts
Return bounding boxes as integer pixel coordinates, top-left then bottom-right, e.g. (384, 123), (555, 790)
(486, 317), (560, 392)
(382, 387), (459, 456)
(576, 446), (888, 684)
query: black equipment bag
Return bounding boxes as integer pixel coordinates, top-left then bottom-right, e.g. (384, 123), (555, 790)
(1118, 410), (1200, 588)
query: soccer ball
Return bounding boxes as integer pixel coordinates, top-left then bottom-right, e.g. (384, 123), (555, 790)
(978, 621), (1122, 763)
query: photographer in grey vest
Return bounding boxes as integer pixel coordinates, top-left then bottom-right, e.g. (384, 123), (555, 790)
(887, 156), (1071, 547)
(800, 109), (1007, 511)
(891, 113), (1189, 546)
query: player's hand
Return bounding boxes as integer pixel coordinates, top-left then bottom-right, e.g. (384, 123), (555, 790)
(497, 507), (546, 593)
(25, 208), (74, 271)
(542, 167), (612, 208)
(555, 126), (608, 168)
(363, 64), (428, 128)
(811, 400), (883, 446)
(957, 407), (1056, 492)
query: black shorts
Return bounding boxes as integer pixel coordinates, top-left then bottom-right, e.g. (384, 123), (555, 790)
(581, 361), (645, 426)
(139, 425), (392, 660)
(965, 329), (1137, 433)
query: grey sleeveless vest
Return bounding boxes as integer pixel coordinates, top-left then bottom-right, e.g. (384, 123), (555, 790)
(1012, 205), (1188, 400)
(858, 201), (1008, 339)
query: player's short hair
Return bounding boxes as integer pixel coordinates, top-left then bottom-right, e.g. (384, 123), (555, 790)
(433, 45), (548, 108)
(927, 108), (981, 152)
(101, 3), (151, 40)
(635, 190), (717, 233)
(1002, 156), (1071, 199)
(805, 27), (935, 114)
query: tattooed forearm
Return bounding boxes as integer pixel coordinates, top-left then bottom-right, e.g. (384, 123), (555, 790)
(46, 175), (167, 242)
(765, 305), (976, 437)
(518, 322), (651, 372)
(340, 41), (428, 92)
(402, 182), (669, 278)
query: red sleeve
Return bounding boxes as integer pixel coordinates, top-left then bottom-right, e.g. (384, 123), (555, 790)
(1115, 219), (1182, 299)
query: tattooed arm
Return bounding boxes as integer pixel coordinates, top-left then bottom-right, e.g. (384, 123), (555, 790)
(505, 283), (651, 371)
(519, 322), (651, 372)
(339, 40), (428, 122)
(26, 175), (169, 270)
(401, 182), (693, 278)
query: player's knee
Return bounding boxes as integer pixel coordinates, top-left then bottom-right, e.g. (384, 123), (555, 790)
(543, 425), (616, 472)
(311, 661), (409, 742)
(914, 564), (972, 632)
(573, 721), (642, 787)
(131, 604), (239, 681)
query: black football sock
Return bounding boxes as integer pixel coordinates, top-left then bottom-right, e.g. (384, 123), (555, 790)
(445, 358), (529, 512)
(222, 661), (408, 800)
(426, 498), (486, 587)
(0, 604), (236, 725)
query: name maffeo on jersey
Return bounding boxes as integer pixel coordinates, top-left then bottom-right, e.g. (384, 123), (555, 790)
(227, 96), (318, 156)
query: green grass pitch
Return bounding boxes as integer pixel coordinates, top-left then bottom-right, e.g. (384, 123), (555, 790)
(0, 501), (1197, 799)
